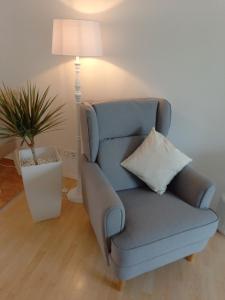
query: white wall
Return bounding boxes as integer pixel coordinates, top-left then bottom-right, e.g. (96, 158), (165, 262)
(1, 0), (225, 205)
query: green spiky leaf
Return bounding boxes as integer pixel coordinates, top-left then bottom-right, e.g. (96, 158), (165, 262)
(0, 82), (65, 149)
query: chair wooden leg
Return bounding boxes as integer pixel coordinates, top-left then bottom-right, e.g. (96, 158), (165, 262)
(185, 254), (195, 262)
(114, 280), (125, 291)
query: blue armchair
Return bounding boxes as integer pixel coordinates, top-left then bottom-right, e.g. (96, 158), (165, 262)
(80, 99), (218, 289)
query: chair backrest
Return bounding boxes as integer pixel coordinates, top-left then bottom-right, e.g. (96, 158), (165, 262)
(80, 98), (171, 191)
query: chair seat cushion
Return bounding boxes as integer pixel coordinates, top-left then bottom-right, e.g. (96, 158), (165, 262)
(111, 188), (218, 268)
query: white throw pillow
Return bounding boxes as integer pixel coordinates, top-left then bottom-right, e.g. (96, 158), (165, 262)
(121, 128), (192, 195)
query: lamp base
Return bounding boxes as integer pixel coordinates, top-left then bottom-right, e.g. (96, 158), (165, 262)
(67, 185), (83, 203)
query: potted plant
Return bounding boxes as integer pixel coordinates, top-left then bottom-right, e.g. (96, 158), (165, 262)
(0, 83), (64, 221)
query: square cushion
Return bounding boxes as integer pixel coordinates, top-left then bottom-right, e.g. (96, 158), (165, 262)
(111, 188), (218, 269)
(121, 128), (192, 194)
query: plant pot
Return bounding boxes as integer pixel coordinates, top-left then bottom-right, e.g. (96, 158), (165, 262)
(19, 146), (62, 222)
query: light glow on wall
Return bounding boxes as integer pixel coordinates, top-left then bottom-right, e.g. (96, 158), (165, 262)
(79, 57), (155, 101)
(60, 0), (123, 14)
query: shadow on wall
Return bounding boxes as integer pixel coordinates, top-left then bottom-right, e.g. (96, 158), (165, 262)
(0, 0), (76, 86)
(1, 0), (133, 89)
(3, 0), (225, 103)
(1, 0), (156, 96)
(1, 0), (126, 86)
(194, 150), (225, 209)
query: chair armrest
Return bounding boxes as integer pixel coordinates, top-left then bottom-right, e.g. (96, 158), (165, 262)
(81, 155), (125, 263)
(168, 166), (216, 209)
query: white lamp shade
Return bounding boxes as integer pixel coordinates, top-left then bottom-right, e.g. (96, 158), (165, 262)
(52, 19), (102, 57)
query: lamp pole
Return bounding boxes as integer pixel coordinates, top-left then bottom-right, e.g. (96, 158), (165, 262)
(75, 56), (81, 103)
(67, 56), (83, 202)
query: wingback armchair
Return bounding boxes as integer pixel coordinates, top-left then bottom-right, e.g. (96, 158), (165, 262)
(80, 98), (218, 289)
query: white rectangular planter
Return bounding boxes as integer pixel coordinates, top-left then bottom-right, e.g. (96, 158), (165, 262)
(19, 147), (62, 222)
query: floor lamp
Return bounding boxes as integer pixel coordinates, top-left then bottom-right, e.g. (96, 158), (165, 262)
(52, 19), (102, 202)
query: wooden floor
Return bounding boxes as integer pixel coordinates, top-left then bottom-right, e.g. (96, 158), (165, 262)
(0, 192), (225, 300)
(0, 158), (23, 209)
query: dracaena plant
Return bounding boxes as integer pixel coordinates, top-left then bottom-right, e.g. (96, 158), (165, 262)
(0, 82), (64, 165)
